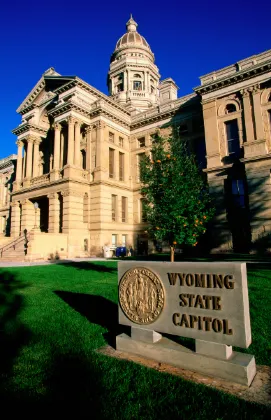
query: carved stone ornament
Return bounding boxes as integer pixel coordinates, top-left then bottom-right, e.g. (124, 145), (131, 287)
(119, 267), (165, 325)
(240, 89), (249, 97)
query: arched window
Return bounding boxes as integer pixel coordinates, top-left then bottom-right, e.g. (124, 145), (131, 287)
(268, 93), (271, 102)
(134, 73), (142, 78)
(225, 104), (237, 114)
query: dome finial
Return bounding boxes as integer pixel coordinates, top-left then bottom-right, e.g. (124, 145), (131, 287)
(126, 14), (137, 32)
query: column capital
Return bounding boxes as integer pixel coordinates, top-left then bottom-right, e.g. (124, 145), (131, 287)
(47, 192), (59, 200)
(68, 116), (76, 125)
(240, 88), (250, 97)
(16, 140), (24, 147)
(75, 119), (83, 127)
(10, 201), (20, 208)
(34, 138), (42, 145)
(54, 122), (62, 131)
(95, 121), (107, 130)
(252, 84), (261, 95)
(24, 134), (40, 144)
(85, 125), (93, 133)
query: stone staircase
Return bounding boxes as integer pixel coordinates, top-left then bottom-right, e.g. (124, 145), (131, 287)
(0, 233), (29, 262)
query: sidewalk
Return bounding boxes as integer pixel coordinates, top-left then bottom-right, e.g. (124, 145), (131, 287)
(0, 257), (116, 268)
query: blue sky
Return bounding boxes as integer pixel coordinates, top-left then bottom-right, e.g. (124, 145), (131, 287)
(0, 0), (270, 158)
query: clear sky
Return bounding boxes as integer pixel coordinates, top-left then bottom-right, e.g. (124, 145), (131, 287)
(0, 0), (270, 158)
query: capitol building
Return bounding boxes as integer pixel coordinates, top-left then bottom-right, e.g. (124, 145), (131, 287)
(0, 16), (271, 260)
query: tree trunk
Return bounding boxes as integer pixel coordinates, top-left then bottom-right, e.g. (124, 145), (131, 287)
(170, 246), (175, 262)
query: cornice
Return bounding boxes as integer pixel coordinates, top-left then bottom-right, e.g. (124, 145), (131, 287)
(194, 61), (271, 95)
(130, 93), (198, 129)
(54, 77), (131, 117)
(17, 80), (46, 113)
(48, 100), (131, 129)
(12, 123), (48, 137)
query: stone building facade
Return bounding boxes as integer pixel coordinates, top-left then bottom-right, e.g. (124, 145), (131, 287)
(1, 16), (271, 259)
(0, 154), (17, 238)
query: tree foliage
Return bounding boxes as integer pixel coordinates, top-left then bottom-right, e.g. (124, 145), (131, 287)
(140, 131), (215, 255)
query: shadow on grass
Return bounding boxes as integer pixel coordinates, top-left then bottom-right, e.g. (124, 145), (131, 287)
(58, 261), (117, 273)
(54, 291), (129, 347)
(0, 270), (31, 406)
(42, 353), (105, 416)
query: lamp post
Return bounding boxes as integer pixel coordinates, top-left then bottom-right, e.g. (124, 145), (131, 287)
(34, 202), (39, 229)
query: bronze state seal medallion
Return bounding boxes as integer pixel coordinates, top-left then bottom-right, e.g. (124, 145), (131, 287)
(119, 267), (165, 325)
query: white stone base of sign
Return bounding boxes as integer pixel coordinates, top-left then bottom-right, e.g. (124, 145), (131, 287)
(116, 333), (256, 386)
(131, 327), (162, 343)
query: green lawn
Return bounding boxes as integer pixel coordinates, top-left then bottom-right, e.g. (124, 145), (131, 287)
(0, 261), (270, 419)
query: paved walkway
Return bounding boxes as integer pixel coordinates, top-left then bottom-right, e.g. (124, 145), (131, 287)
(0, 257), (116, 268)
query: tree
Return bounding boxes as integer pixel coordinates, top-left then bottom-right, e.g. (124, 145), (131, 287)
(140, 130), (215, 261)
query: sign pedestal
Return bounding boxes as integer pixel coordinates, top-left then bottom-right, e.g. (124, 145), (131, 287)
(117, 262), (257, 387)
(116, 330), (256, 386)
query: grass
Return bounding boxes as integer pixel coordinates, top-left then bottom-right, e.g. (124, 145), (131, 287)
(0, 261), (270, 419)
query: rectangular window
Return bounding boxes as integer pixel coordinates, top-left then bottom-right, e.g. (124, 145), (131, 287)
(109, 132), (114, 143)
(119, 152), (124, 181)
(109, 148), (114, 178)
(232, 179), (245, 208)
(122, 234), (127, 246)
(133, 81), (142, 91)
(112, 234), (117, 247)
(117, 83), (124, 92)
(137, 153), (145, 181)
(119, 137), (124, 147)
(225, 119), (240, 155)
(141, 198), (147, 222)
(138, 137), (145, 148)
(121, 196), (127, 222)
(112, 195), (117, 221)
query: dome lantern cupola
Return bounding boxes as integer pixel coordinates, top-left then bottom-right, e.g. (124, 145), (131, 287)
(126, 14), (137, 32)
(107, 16), (161, 111)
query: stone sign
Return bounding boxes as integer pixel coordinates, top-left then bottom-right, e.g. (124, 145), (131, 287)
(117, 262), (256, 386)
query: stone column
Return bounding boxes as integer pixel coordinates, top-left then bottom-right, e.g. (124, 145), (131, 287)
(74, 121), (81, 167)
(25, 137), (34, 179)
(54, 123), (61, 170)
(32, 138), (41, 178)
(21, 199), (35, 232)
(86, 126), (93, 181)
(10, 201), (21, 237)
(240, 89), (255, 142)
(202, 99), (221, 168)
(115, 149), (119, 180)
(86, 126), (92, 171)
(95, 122), (104, 169)
(22, 143), (26, 178)
(207, 174), (232, 251)
(252, 84), (265, 140)
(0, 176), (4, 207)
(15, 140), (23, 183)
(60, 130), (64, 169)
(48, 192), (60, 233)
(124, 71), (127, 91)
(144, 72), (147, 92)
(67, 117), (75, 165)
(61, 190), (84, 234)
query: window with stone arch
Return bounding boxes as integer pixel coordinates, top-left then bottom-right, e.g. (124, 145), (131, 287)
(225, 103), (237, 114)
